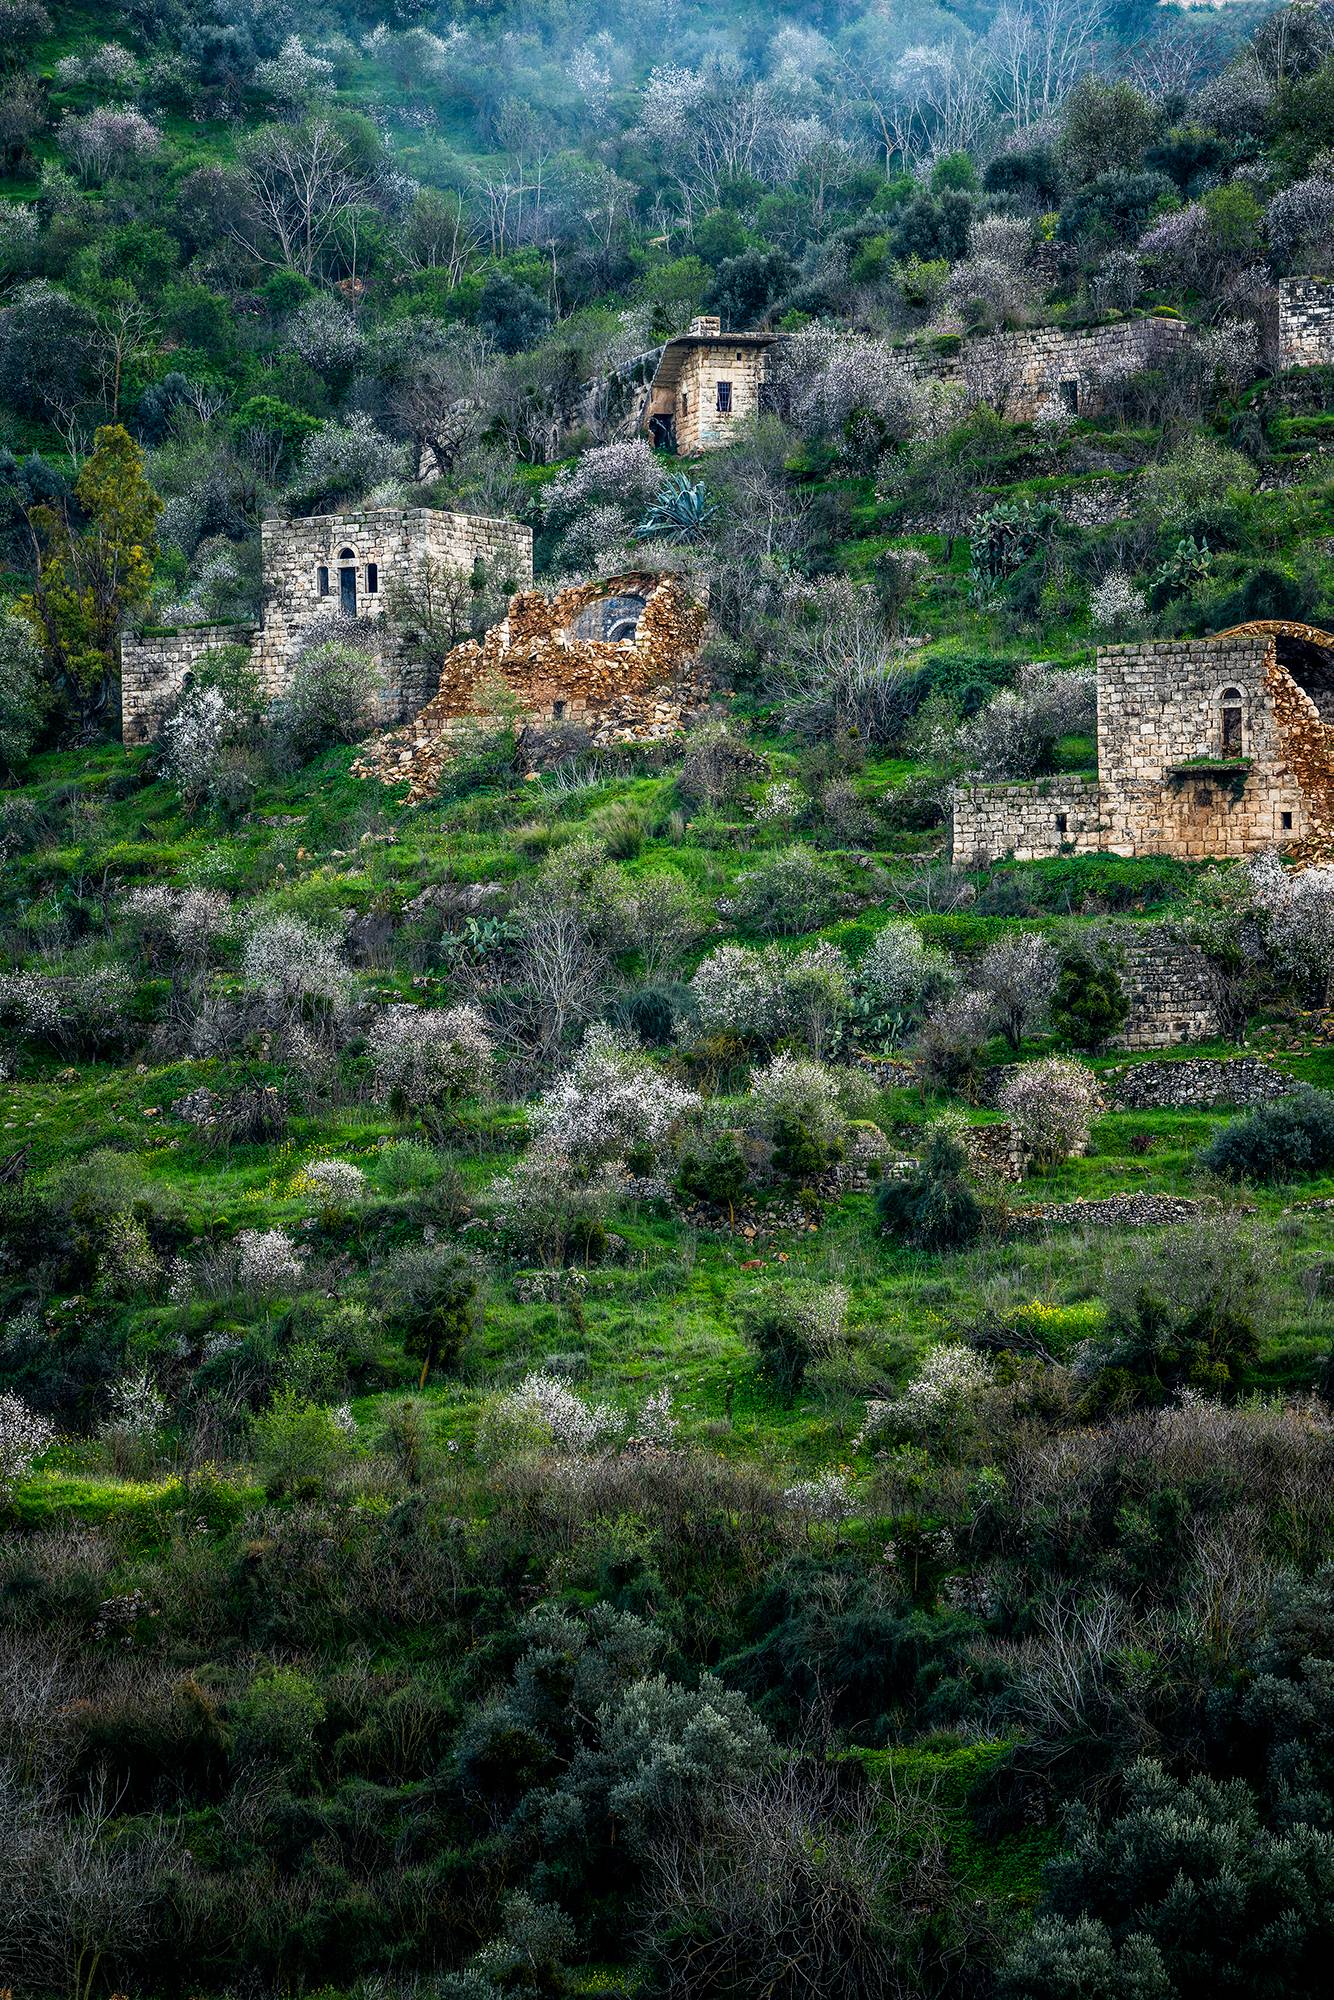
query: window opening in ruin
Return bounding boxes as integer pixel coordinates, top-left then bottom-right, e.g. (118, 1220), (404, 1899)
(1055, 814), (1068, 834)
(681, 391), (688, 415)
(317, 566), (329, 596)
(339, 566), (357, 617)
(1282, 811), (1294, 831)
(716, 380), (733, 413)
(553, 700), (566, 719)
(1059, 379), (1079, 414)
(366, 562), (378, 594)
(607, 616), (640, 643)
(1220, 688), (1244, 757)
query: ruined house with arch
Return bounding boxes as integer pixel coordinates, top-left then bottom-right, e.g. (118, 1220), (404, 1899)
(951, 622), (1334, 866)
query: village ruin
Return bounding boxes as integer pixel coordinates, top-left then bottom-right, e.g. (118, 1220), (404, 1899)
(351, 569), (710, 801)
(121, 505), (534, 743)
(951, 621), (1334, 867)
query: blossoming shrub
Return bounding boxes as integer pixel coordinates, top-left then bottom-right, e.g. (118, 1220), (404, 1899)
(999, 1057), (1102, 1170)
(531, 1023), (698, 1175)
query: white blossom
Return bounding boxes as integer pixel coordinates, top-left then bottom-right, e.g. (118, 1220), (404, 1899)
(783, 1470), (854, 1522)
(100, 1369), (167, 1444)
(0, 1393), (54, 1498)
(1090, 570), (1147, 635)
(237, 1228), (306, 1295)
(369, 1004), (494, 1119)
(241, 915), (352, 1013)
(531, 1023), (698, 1174)
(999, 1057), (1102, 1169)
(856, 1347), (995, 1450)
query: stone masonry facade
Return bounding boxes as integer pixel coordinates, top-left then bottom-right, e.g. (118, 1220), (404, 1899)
(121, 506), (533, 744)
(1112, 935), (1220, 1050)
(1277, 277), (1334, 371)
(353, 571), (710, 802)
(643, 317), (775, 453)
(952, 622), (1334, 867)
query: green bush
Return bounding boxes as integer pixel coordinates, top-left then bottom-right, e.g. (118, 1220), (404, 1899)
(876, 1119), (986, 1250)
(1198, 1088), (1334, 1183)
(1050, 948), (1130, 1051)
(1089, 1217), (1265, 1404)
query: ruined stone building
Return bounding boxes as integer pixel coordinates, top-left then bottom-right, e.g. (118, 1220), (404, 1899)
(640, 317), (782, 451)
(353, 570), (710, 802)
(951, 621), (1334, 866)
(121, 505), (533, 743)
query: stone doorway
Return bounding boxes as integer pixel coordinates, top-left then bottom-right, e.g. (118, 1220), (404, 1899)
(339, 567), (357, 617)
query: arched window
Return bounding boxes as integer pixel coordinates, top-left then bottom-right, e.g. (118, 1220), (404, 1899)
(366, 562), (379, 594)
(1221, 686), (1245, 757)
(317, 565), (329, 596)
(339, 546), (355, 559)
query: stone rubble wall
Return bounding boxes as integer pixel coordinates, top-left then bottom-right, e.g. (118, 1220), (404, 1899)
(121, 623), (256, 744)
(894, 315), (1193, 421)
(1107, 1056), (1295, 1109)
(352, 571), (710, 802)
(1278, 277), (1334, 371)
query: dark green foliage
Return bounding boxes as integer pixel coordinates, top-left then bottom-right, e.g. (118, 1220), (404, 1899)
(1004, 1760), (1334, 2000)
(737, 1285), (827, 1401)
(706, 249), (796, 328)
(675, 1130), (750, 1210)
(876, 1122), (985, 1251)
(1089, 1218), (1264, 1404)
(1050, 948), (1130, 1051)
(381, 1243), (478, 1384)
(1199, 1088), (1334, 1182)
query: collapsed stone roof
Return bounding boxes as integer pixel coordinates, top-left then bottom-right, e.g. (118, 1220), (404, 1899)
(353, 570), (709, 803)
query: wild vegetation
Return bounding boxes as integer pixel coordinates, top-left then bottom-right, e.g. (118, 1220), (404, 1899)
(9, 1), (1334, 1996)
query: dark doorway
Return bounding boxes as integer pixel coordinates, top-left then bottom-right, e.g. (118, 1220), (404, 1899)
(339, 567), (357, 617)
(1058, 379), (1079, 413)
(649, 411), (676, 450)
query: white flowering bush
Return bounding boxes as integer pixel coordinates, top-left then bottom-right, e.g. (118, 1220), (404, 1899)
(976, 931), (1060, 1049)
(857, 921), (958, 1042)
(488, 1144), (623, 1266)
(0, 969), (63, 1039)
(532, 1023), (698, 1174)
(545, 440), (662, 520)
(956, 665), (1095, 782)
(369, 1003), (494, 1131)
(773, 321), (922, 466)
(292, 1158), (367, 1216)
(295, 414), (409, 509)
(100, 1369), (167, 1446)
(1243, 852), (1334, 1002)
(746, 780), (803, 829)
(1090, 570), (1147, 636)
(160, 686), (231, 810)
(999, 1057), (1102, 1170)
(254, 34), (337, 107)
(0, 1393), (54, 1499)
(56, 107), (160, 182)
(242, 915), (352, 1019)
(120, 884), (231, 965)
(747, 1053), (848, 1174)
(782, 1470), (855, 1523)
(237, 1228), (306, 1296)
(477, 1371), (627, 1459)
(289, 295), (364, 376)
(54, 42), (142, 95)
(856, 1346), (995, 1450)
(1032, 395), (1075, 454)
(270, 631), (386, 761)
(687, 940), (852, 1055)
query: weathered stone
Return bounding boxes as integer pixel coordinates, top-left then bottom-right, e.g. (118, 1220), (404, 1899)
(1108, 1056), (1296, 1109)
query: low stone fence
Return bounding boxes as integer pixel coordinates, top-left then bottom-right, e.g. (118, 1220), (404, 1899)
(1107, 1056), (1295, 1110)
(1015, 1192), (1218, 1229)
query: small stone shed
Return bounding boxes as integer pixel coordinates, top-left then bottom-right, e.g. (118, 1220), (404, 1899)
(353, 570), (710, 801)
(641, 316), (783, 453)
(121, 505), (533, 743)
(952, 621), (1334, 866)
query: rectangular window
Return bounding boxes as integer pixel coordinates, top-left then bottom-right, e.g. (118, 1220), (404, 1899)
(716, 379), (733, 413)
(1282, 810), (1294, 831)
(366, 562), (379, 594)
(1059, 379), (1079, 414)
(1222, 705), (1243, 756)
(1055, 814), (1068, 835)
(317, 566), (329, 596)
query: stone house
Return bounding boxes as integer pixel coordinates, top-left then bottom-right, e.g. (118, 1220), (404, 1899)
(353, 570), (710, 802)
(121, 505), (533, 743)
(951, 621), (1334, 866)
(640, 316), (782, 452)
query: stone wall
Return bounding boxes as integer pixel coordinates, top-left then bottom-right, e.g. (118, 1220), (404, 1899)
(353, 571), (709, 801)
(913, 316), (1193, 420)
(122, 506), (533, 743)
(950, 777), (1104, 864)
(1278, 277), (1334, 370)
(121, 623), (255, 745)
(1108, 1056), (1295, 1109)
(1111, 934), (1220, 1050)
(672, 342), (770, 452)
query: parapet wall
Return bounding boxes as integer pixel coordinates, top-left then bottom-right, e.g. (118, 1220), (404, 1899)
(950, 777), (1104, 864)
(121, 623), (255, 745)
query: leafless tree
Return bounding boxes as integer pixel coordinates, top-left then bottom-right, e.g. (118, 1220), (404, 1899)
(988, 0), (1106, 132)
(233, 119), (372, 277)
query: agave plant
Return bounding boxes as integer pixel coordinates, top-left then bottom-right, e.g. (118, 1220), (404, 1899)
(635, 471), (719, 542)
